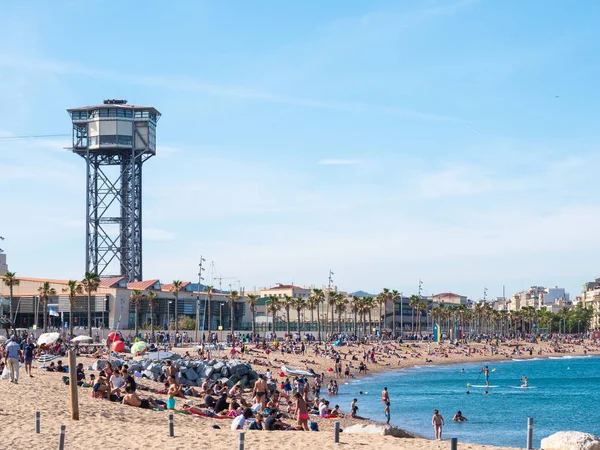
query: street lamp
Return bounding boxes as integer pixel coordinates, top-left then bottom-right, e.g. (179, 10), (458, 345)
(219, 303), (224, 342)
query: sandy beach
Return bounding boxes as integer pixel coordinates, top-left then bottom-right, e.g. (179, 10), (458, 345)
(1, 337), (596, 449)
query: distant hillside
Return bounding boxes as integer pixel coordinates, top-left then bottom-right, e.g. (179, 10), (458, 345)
(350, 290), (376, 297)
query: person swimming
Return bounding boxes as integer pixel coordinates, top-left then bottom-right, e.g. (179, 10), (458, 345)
(521, 376), (529, 388)
(453, 411), (468, 422)
(460, 368), (465, 373)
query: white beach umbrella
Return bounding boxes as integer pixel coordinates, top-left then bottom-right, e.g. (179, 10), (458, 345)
(0, 335), (7, 343)
(72, 335), (94, 343)
(37, 332), (60, 346)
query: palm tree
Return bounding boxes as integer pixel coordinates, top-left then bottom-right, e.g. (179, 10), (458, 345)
(4, 272), (21, 334)
(169, 280), (183, 335)
(246, 294), (260, 337)
(205, 285), (214, 337)
(390, 290), (400, 337)
(62, 280), (83, 337)
(335, 294), (348, 333)
(38, 282), (56, 332)
(377, 288), (391, 336)
(265, 295), (281, 334)
(292, 297), (306, 333)
(282, 294), (294, 336)
(227, 290), (241, 340)
(409, 295), (420, 333)
(305, 296), (317, 332)
(2, 272), (19, 335)
(311, 289), (325, 341)
(326, 290), (337, 339)
(365, 296), (376, 335)
(129, 289), (143, 338)
(81, 272), (100, 337)
(147, 291), (158, 341)
(351, 296), (361, 337)
(416, 300), (427, 336)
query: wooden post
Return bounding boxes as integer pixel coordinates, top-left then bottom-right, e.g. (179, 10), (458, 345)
(238, 431), (245, 450)
(68, 350), (79, 420)
(527, 418), (534, 450)
(35, 411), (40, 433)
(334, 421), (340, 443)
(58, 425), (66, 450)
(169, 413), (174, 437)
(451, 437), (458, 450)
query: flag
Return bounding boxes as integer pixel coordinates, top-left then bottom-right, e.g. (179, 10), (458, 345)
(433, 323), (441, 342)
(49, 306), (59, 317)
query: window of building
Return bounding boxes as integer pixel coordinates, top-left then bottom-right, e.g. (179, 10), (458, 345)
(117, 135), (132, 146)
(99, 135), (117, 145)
(89, 136), (99, 146)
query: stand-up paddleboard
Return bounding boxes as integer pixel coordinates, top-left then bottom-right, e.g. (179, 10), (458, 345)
(509, 386), (537, 389)
(470, 385), (498, 388)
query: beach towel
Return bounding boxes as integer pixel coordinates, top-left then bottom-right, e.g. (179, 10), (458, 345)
(37, 354), (59, 363)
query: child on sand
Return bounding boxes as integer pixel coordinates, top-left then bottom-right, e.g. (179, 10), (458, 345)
(432, 409), (444, 440)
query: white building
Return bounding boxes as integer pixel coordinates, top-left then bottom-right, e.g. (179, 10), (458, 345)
(544, 287), (569, 304)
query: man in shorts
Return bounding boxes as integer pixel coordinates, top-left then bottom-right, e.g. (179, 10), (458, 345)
(294, 392), (310, 430)
(23, 337), (36, 377)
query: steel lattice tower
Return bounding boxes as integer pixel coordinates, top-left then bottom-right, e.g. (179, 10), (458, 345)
(67, 100), (160, 281)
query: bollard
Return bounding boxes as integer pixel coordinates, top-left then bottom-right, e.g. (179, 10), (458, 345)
(451, 437), (458, 450)
(238, 431), (245, 450)
(169, 413), (174, 437)
(527, 418), (534, 450)
(35, 411), (40, 433)
(334, 421), (340, 443)
(58, 425), (66, 450)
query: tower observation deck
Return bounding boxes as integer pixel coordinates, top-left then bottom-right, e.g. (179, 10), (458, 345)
(67, 99), (161, 282)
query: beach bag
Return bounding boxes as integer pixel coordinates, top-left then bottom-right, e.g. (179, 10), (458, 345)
(309, 421), (319, 432)
(1, 366), (9, 380)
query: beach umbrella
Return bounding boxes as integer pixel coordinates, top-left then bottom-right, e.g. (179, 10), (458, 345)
(0, 335), (6, 343)
(131, 341), (147, 354)
(111, 341), (125, 353)
(37, 332), (60, 346)
(72, 335), (93, 343)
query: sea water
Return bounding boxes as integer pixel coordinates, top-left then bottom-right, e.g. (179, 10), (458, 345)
(326, 356), (599, 447)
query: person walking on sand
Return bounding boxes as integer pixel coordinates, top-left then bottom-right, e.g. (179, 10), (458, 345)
(23, 337), (36, 377)
(432, 409), (445, 440)
(4, 336), (22, 384)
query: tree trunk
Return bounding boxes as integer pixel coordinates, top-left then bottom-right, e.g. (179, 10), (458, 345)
(324, 303), (328, 340)
(286, 308), (291, 336)
(251, 309), (256, 337)
(174, 295), (179, 335)
(43, 298), (48, 332)
(150, 304), (155, 342)
(69, 300), (74, 337)
(338, 310), (342, 334)
(207, 296), (212, 337)
(331, 303), (335, 339)
(317, 303), (322, 341)
(392, 300), (396, 339)
(272, 310), (276, 335)
(9, 286), (15, 335)
(297, 309), (302, 334)
(379, 303), (383, 337)
(411, 309), (414, 332)
(362, 313), (366, 337)
(231, 302), (235, 342)
(353, 309), (358, 337)
(134, 303), (139, 338)
(87, 292), (92, 337)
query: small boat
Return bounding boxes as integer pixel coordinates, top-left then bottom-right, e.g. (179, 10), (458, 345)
(281, 365), (316, 377)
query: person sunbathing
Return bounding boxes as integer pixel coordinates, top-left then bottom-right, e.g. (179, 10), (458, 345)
(122, 386), (160, 409)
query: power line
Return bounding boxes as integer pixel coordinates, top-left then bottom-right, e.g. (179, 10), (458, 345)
(0, 134), (69, 140)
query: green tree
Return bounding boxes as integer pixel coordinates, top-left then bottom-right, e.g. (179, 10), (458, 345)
(38, 281), (56, 332)
(81, 272), (100, 337)
(311, 289), (325, 341)
(282, 294), (294, 336)
(265, 295), (281, 334)
(246, 294), (260, 337)
(292, 297), (306, 333)
(169, 280), (184, 335)
(2, 272), (19, 335)
(409, 295), (420, 333)
(147, 291), (158, 341)
(227, 290), (242, 339)
(62, 280), (83, 337)
(129, 289), (144, 338)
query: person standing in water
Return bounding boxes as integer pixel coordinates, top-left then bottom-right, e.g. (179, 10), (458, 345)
(482, 366), (490, 388)
(384, 401), (391, 425)
(381, 386), (389, 404)
(432, 409), (445, 440)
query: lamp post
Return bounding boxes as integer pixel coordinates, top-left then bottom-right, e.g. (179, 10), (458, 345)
(219, 303), (223, 342)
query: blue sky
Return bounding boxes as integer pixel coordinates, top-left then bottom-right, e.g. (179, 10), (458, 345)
(1, 0), (599, 299)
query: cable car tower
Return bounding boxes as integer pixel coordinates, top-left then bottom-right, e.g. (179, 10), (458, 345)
(67, 99), (160, 281)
